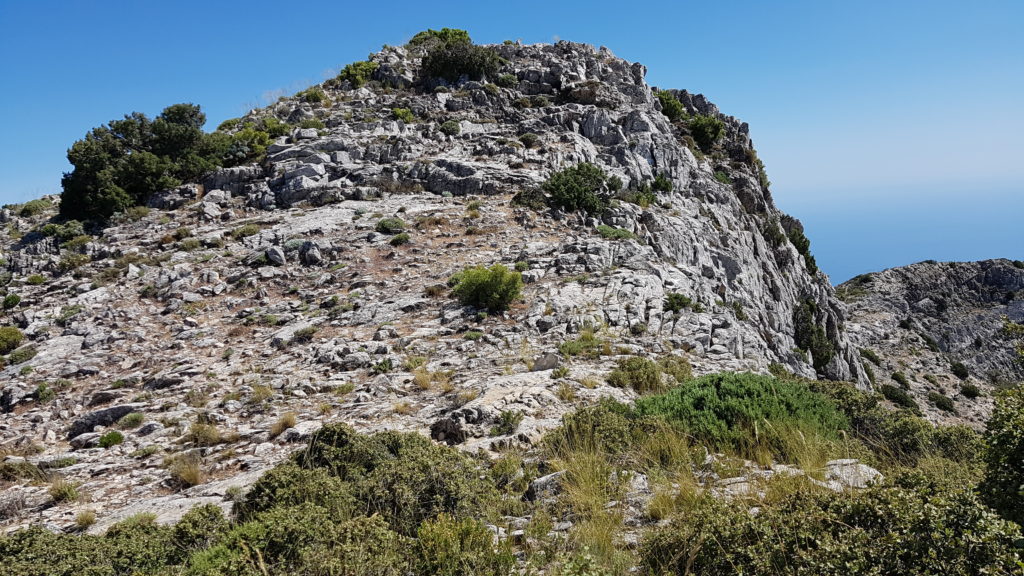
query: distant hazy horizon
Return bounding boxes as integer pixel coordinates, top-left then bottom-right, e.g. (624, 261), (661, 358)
(1, 0), (1020, 283)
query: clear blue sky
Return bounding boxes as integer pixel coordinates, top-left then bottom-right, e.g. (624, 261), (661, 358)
(1, 0), (1021, 283)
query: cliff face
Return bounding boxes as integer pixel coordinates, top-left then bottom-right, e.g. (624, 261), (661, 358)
(0, 40), (865, 531)
(841, 259), (1024, 426)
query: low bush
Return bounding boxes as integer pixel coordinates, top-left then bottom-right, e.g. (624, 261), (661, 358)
(979, 385), (1024, 525)
(99, 431), (125, 448)
(880, 383), (918, 410)
(18, 198), (52, 217)
(641, 472), (1022, 575)
(652, 173), (673, 192)
(950, 360), (969, 379)
(439, 119), (460, 136)
(542, 163), (610, 215)
(375, 217), (406, 234)
(3, 293), (21, 309)
(891, 371), (910, 388)
(595, 225), (634, 240)
(416, 515), (514, 576)
(928, 391), (957, 413)
(392, 108), (415, 123)
(636, 373), (848, 462)
(792, 298), (834, 371)
(859, 348), (881, 365)
(961, 383), (981, 399)
(421, 38), (502, 83)
(389, 232), (410, 246)
(607, 355), (691, 395)
(336, 60), (378, 88)
(654, 90), (686, 122)
(664, 292), (703, 314)
(7, 345), (36, 365)
(449, 264), (522, 312)
(0, 326), (24, 354)
(687, 114), (725, 152)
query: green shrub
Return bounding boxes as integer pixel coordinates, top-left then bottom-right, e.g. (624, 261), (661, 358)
(0, 326), (24, 354)
(439, 119), (461, 136)
(449, 264), (522, 312)
(408, 28), (472, 48)
(495, 73), (518, 88)
(880, 383), (918, 410)
(490, 410), (523, 436)
(664, 292), (703, 314)
(782, 215), (818, 273)
(297, 424), (501, 536)
(545, 397), (639, 456)
(558, 327), (609, 359)
(375, 217), (406, 234)
(60, 103), (230, 223)
(793, 298), (834, 371)
(416, 515), (514, 576)
(595, 225), (634, 240)
(336, 60), (379, 88)
(961, 383), (981, 399)
(99, 430), (125, 448)
(635, 373), (848, 461)
(641, 472), (1022, 576)
(607, 356), (691, 395)
(859, 348), (881, 365)
(928, 391), (957, 413)
(389, 232), (410, 246)
(18, 198), (52, 217)
(687, 114), (725, 153)
(25, 274), (46, 285)
(392, 108), (415, 123)
(230, 223), (259, 239)
(950, 361), (969, 379)
(979, 386), (1024, 525)
(713, 170), (731, 184)
(892, 371), (910, 388)
(542, 163), (609, 214)
(8, 346), (37, 365)
(518, 132), (540, 148)
(654, 90), (686, 122)
(297, 118), (324, 130)
(652, 173), (673, 192)
(421, 40), (502, 83)
(117, 412), (145, 429)
(296, 86), (326, 104)
(234, 462), (355, 521)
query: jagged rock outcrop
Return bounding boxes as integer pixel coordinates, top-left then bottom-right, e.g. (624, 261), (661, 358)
(0, 39), (868, 532)
(841, 258), (1024, 426)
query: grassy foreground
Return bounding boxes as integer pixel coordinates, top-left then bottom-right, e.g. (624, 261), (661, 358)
(1, 370), (1021, 575)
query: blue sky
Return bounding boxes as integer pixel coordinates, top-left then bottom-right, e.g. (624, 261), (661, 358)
(0, 0), (1021, 283)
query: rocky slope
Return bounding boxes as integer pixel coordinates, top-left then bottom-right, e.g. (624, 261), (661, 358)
(840, 259), (1024, 427)
(0, 39), (870, 532)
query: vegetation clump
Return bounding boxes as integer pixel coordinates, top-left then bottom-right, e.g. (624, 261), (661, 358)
(449, 264), (522, 313)
(979, 385), (1024, 525)
(0, 326), (25, 354)
(792, 298), (834, 371)
(687, 114), (725, 152)
(418, 30), (502, 83)
(542, 163), (610, 214)
(654, 89), (686, 122)
(60, 103), (255, 223)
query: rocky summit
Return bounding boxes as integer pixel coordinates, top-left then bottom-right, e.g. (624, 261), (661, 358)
(0, 33), (1019, 554)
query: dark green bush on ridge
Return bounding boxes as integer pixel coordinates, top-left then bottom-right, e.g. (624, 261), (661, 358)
(60, 103), (259, 223)
(688, 114), (724, 152)
(418, 30), (502, 84)
(655, 89), (686, 122)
